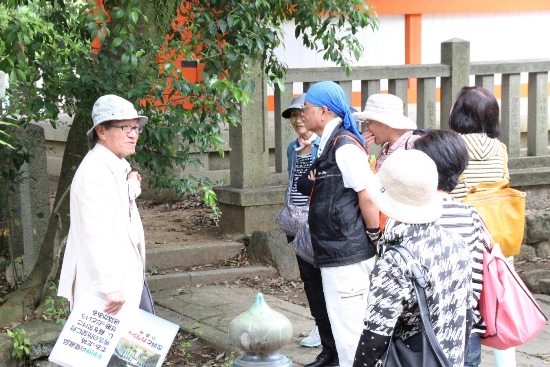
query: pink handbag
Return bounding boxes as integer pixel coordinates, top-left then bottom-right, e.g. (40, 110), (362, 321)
(479, 224), (547, 349)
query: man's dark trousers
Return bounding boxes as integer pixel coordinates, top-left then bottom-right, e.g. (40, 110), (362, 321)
(296, 254), (337, 358)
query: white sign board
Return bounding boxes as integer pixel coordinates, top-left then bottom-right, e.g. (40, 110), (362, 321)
(49, 293), (178, 367)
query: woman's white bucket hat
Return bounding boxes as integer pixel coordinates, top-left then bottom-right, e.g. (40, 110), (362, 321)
(87, 95), (148, 136)
(282, 93), (306, 118)
(365, 149), (441, 224)
(353, 93), (416, 129)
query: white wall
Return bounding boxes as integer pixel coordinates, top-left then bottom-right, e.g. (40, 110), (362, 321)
(271, 11), (550, 94)
(274, 15), (405, 69)
(422, 11), (550, 63)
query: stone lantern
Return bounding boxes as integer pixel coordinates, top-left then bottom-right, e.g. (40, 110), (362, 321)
(228, 293), (293, 367)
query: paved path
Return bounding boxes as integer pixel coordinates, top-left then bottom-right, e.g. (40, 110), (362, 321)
(153, 286), (550, 367)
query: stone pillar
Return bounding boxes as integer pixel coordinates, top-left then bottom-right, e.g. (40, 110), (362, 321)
(501, 73), (522, 157)
(360, 80), (381, 132)
(475, 74), (495, 94)
(388, 79), (409, 116)
(215, 68), (285, 233)
(339, 80), (353, 105)
(228, 72), (269, 189)
(527, 71), (549, 157)
(5, 124), (51, 277)
(440, 39), (470, 130)
(360, 80), (381, 109)
(416, 77), (437, 129)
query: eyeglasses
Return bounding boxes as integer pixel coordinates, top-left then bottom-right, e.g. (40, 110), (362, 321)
(301, 105), (320, 113)
(110, 125), (143, 134)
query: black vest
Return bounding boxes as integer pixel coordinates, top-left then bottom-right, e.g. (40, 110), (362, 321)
(309, 123), (376, 267)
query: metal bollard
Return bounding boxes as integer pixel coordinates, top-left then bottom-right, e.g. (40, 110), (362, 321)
(228, 292), (294, 367)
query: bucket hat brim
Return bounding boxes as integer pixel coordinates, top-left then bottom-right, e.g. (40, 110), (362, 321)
(365, 173), (442, 224)
(87, 94), (149, 137)
(352, 93), (417, 130)
(282, 93), (306, 118)
(353, 111), (416, 130)
(86, 115), (148, 137)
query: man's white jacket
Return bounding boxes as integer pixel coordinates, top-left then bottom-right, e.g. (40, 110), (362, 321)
(58, 144), (146, 310)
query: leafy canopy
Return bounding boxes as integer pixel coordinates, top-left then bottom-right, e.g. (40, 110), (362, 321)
(0, 0), (378, 196)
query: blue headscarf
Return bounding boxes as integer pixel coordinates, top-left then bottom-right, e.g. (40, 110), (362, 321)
(305, 81), (365, 145)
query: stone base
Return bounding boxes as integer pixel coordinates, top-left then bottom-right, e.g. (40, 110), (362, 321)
(231, 352), (294, 367)
(214, 186), (285, 234)
(218, 202), (282, 234)
(249, 230), (299, 279)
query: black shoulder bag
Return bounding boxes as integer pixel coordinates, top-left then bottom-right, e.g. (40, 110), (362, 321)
(382, 245), (452, 367)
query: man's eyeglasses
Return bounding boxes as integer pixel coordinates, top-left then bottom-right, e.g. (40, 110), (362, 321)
(301, 105), (320, 113)
(110, 125), (143, 133)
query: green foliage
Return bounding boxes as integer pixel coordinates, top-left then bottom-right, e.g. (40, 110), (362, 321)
(0, 0), (87, 214)
(178, 1), (378, 79)
(44, 282), (69, 325)
(148, 264), (160, 275)
(0, 121), (14, 149)
(0, 0), (377, 216)
(0, 1), (88, 122)
(6, 327), (30, 361)
(203, 187), (221, 226)
(178, 340), (192, 355)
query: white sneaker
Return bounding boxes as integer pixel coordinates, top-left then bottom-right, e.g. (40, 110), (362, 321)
(300, 326), (321, 347)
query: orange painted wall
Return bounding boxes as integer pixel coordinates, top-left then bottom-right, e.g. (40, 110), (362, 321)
(367, 0), (550, 15)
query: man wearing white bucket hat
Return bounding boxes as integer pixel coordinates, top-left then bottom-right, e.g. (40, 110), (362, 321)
(58, 95), (153, 315)
(353, 93), (418, 172)
(353, 149), (472, 367)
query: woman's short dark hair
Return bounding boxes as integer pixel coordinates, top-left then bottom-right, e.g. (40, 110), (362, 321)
(413, 130), (469, 193)
(449, 86), (500, 138)
(91, 121), (113, 142)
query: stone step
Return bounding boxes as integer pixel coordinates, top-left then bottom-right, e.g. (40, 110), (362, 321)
(147, 265), (279, 292)
(519, 269), (550, 294)
(146, 241), (244, 271)
(538, 279), (550, 295)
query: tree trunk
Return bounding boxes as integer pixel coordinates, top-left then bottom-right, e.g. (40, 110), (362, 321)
(0, 112), (91, 326)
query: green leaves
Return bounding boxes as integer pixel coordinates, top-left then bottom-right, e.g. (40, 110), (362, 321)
(0, 121), (15, 149)
(203, 187), (221, 226)
(7, 328), (30, 360)
(290, 0), (378, 74)
(1, 0), (378, 209)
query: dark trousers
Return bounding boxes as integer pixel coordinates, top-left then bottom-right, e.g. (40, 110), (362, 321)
(139, 279), (155, 314)
(296, 254), (337, 357)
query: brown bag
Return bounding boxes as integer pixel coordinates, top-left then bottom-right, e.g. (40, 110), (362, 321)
(463, 180), (526, 257)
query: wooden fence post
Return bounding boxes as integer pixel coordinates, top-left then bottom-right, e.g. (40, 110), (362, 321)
(440, 38), (470, 130)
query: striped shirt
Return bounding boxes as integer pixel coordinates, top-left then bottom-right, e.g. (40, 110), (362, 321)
(438, 196), (487, 334)
(451, 133), (509, 200)
(290, 153), (313, 206)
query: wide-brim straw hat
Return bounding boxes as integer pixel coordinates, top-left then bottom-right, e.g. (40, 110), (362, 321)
(282, 93), (306, 118)
(87, 95), (148, 136)
(365, 149), (441, 224)
(353, 93), (416, 129)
